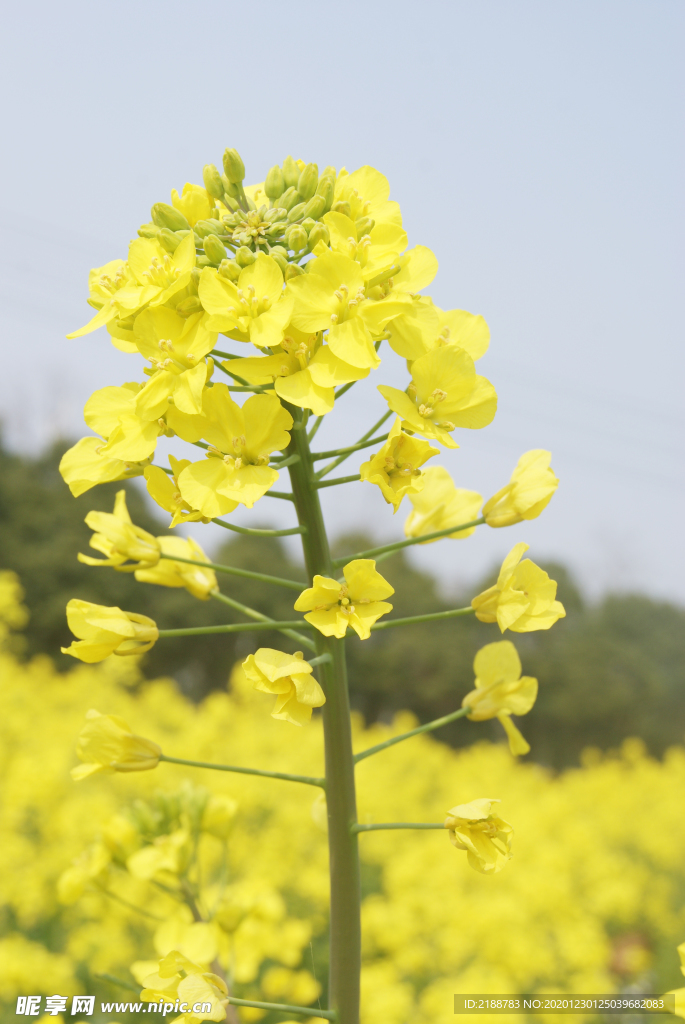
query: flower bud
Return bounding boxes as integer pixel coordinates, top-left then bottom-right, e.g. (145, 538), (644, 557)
(297, 163), (319, 200)
(202, 163), (224, 199)
(331, 200), (352, 218)
(285, 263), (305, 280)
(264, 164), (285, 200)
(218, 259), (241, 282)
(138, 223), (161, 239)
(355, 216), (375, 237)
(287, 203), (307, 224)
(279, 186), (300, 212)
(222, 147), (245, 184)
(303, 194), (327, 220)
(316, 175), (335, 212)
(175, 296), (204, 317)
(282, 155), (300, 189)
(194, 218), (224, 239)
(203, 234), (227, 264)
(269, 250), (288, 273)
(308, 222), (330, 250)
(286, 225), (308, 252)
(151, 203), (189, 231)
(157, 228), (181, 254)
(301, 217), (316, 234)
(235, 245), (256, 267)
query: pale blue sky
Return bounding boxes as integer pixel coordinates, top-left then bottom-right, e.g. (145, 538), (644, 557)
(1, 0), (683, 601)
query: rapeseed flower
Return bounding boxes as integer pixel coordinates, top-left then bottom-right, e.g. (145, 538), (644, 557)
(385, 300), (490, 364)
(378, 345), (497, 448)
(294, 559), (394, 639)
(242, 649), (325, 726)
(404, 467), (482, 541)
(133, 307), (217, 419)
(171, 182), (214, 227)
(444, 798), (513, 874)
(134, 536), (217, 600)
(471, 542), (566, 632)
(177, 384), (292, 514)
(140, 951), (228, 1022)
(359, 418), (438, 511)
(483, 450), (558, 528)
(59, 436), (150, 497)
(462, 641), (538, 756)
(78, 490), (161, 571)
(61, 599), (158, 662)
(198, 254), (293, 349)
(144, 456), (210, 527)
(71, 710), (161, 780)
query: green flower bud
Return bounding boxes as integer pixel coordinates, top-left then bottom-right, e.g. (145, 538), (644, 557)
(203, 164), (224, 200)
(158, 228), (181, 253)
(316, 175), (335, 212)
(235, 246), (256, 268)
(303, 194), (327, 220)
(137, 223), (161, 239)
(322, 165), (337, 179)
(264, 165), (285, 200)
(194, 218), (224, 239)
(264, 207), (287, 224)
(297, 163), (319, 200)
(279, 186), (300, 212)
(223, 148), (245, 184)
(285, 263), (305, 280)
(355, 216), (375, 237)
(286, 225), (308, 252)
(218, 259), (241, 282)
(287, 202), (307, 224)
(331, 200), (352, 218)
(282, 155), (300, 189)
(196, 256), (213, 268)
(308, 222), (330, 250)
(175, 296), (204, 317)
(151, 203), (190, 231)
(269, 250), (288, 273)
(203, 234), (227, 264)
(270, 245), (288, 259)
(301, 218), (316, 234)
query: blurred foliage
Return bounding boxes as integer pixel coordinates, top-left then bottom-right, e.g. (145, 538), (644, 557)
(2, 437), (684, 768)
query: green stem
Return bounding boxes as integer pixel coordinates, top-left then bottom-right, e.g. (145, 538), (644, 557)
(331, 517), (486, 565)
(157, 620), (313, 637)
(263, 489), (295, 501)
(354, 706), (471, 763)
(311, 433), (389, 461)
(159, 551), (304, 591)
(285, 405), (361, 1024)
(211, 519), (305, 537)
(94, 974), (141, 994)
(270, 453), (301, 468)
(315, 474), (361, 489)
(159, 754), (324, 788)
(316, 409), (393, 479)
(214, 361), (274, 392)
(211, 589), (316, 652)
(307, 414), (325, 442)
(352, 823), (446, 833)
(225, 996), (335, 1020)
(96, 885), (163, 921)
(370, 607), (475, 630)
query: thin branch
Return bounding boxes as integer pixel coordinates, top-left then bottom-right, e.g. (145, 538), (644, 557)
(315, 474), (361, 489)
(225, 996), (335, 1020)
(307, 414), (325, 443)
(352, 822), (446, 833)
(316, 409), (393, 479)
(354, 706), (471, 763)
(270, 453), (301, 469)
(158, 620), (314, 638)
(263, 489), (295, 501)
(159, 551), (304, 590)
(369, 607), (475, 631)
(94, 974), (140, 994)
(96, 885), (164, 921)
(331, 517), (486, 566)
(211, 589), (316, 652)
(159, 754), (325, 789)
(211, 518), (305, 537)
(311, 433), (390, 462)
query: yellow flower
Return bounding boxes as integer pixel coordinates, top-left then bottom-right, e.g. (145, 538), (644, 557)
(171, 182), (214, 227)
(145, 456), (210, 527)
(462, 640), (538, 756)
(68, 233), (196, 338)
(668, 942), (685, 1020)
(323, 208), (407, 283)
(71, 710), (161, 781)
(135, 536), (217, 600)
(140, 951), (228, 1023)
(288, 251), (380, 371)
(359, 418), (438, 512)
(61, 599), (159, 662)
(404, 466), (482, 541)
(242, 649), (326, 726)
(444, 798), (513, 874)
(57, 842), (111, 903)
(378, 345), (497, 448)
(65, 258), (135, 340)
(133, 307), (217, 419)
(294, 559), (394, 640)
(177, 385), (292, 514)
(385, 298), (490, 363)
(471, 542), (566, 633)
(82, 382), (166, 463)
(59, 436), (150, 497)
(78, 490), (161, 572)
(483, 449), (559, 527)
(333, 165), (404, 231)
(198, 254), (293, 348)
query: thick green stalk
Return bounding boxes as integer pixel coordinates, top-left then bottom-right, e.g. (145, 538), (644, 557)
(285, 406), (361, 1024)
